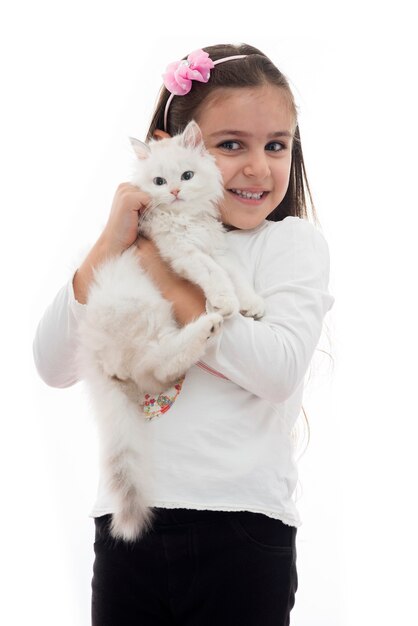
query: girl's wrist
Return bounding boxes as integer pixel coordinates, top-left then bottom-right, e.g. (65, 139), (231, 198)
(97, 232), (126, 258)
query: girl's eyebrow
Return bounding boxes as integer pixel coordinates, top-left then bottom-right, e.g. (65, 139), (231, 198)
(209, 130), (293, 138)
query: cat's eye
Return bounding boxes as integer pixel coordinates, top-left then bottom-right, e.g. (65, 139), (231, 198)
(181, 171), (194, 181)
(153, 177), (167, 186)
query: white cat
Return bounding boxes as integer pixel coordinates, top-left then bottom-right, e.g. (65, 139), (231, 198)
(77, 121), (265, 542)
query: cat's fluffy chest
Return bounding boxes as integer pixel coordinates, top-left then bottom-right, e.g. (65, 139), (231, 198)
(141, 207), (226, 254)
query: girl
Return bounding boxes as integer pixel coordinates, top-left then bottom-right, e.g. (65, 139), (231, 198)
(33, 43), (334, 625)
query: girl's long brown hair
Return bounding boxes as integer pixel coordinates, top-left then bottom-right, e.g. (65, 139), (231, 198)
(146, 43), (318, 227)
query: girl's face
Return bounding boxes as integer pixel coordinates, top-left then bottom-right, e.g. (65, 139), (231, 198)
(196, 85), (296, 230)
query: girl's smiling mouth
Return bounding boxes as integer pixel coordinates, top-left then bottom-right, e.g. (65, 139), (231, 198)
(228, 188), (269, 203)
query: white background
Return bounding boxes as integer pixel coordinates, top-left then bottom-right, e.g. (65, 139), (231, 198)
(1, 1), (417, 624)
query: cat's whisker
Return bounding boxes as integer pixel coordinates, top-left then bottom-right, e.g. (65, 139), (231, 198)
(137, 203), (156, 229)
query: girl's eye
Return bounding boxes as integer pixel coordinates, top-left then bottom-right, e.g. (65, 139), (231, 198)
(218, 141), (240, 151)
(153, 177), (167, 186)
(265, 142), (285, 152)
(181, 171), (194, 181)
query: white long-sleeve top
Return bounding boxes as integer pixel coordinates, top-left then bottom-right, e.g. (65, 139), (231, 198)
(33, 216), (335, 527)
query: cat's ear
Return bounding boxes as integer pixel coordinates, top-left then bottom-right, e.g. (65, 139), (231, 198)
(129, 137), (151, 160)
(180, 120), (205, 151)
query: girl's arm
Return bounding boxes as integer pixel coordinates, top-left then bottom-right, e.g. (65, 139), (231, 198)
(72, 183), (151, 304)
(198, 217), (335, 404)
(72, 183), (206, 319)
(135, 238), (206, 325)
(33, 239), (207, 388)
(33, 183), (143, 387)
(33, 184), (207, 388)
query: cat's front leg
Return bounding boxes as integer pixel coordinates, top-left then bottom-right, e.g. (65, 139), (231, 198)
(213, 251), (266, 320)
(165, 249), (240, 318)
(149, 312), (223, 385)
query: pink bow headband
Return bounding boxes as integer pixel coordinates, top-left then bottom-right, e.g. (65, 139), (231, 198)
(162, 49), (247, 132)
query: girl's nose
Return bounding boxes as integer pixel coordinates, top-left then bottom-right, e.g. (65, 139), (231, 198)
(170, 188), (180, 197)
(243, 152), (270, 179)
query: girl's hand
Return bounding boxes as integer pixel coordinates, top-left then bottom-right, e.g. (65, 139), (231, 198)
(101, 183), (151, 254)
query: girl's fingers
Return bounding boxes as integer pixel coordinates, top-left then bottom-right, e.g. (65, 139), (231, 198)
(100, 183), (152, 252)
(116, 183), (151, 211)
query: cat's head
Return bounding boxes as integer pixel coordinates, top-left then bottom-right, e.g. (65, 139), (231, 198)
(129, 121), (224, 216)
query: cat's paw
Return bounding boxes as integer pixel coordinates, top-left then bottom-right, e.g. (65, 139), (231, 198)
(202, 312), (224, 339)
(171, 313), (223, 372)
(207, 293), (240, 318)
(239, 293), (266, 320)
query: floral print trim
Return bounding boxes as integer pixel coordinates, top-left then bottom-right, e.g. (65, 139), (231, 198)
(142, 376), (185, 420)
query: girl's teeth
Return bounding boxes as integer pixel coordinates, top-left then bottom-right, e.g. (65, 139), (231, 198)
(232, 189), (263, 200)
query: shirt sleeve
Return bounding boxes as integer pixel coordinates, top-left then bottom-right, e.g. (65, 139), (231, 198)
(32, 273), (87, 388)
(199, 217), (335, 403)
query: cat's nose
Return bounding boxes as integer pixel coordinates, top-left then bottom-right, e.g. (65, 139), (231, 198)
(170, 188), (180, 197)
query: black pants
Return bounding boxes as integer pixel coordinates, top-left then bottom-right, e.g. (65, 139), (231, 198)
(91, 507), (298, 625)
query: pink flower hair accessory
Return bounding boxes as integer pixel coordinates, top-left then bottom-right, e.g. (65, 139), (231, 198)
(162, 49), (248, 132)
(163, 49), (215, 97)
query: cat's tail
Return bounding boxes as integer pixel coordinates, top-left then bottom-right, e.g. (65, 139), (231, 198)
(107, 444), (156, 542)
(89, 373), (156, 543)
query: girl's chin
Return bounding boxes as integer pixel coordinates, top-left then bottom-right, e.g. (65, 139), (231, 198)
(220, 209), (267, 230)
(220, 202), (274, 230)
(222, 218), (266, 231)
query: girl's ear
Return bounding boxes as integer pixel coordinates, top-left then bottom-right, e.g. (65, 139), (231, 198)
(153, 129), (171, 140)
(129, 137), (151, 160)
(180, 120), (205, 151)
